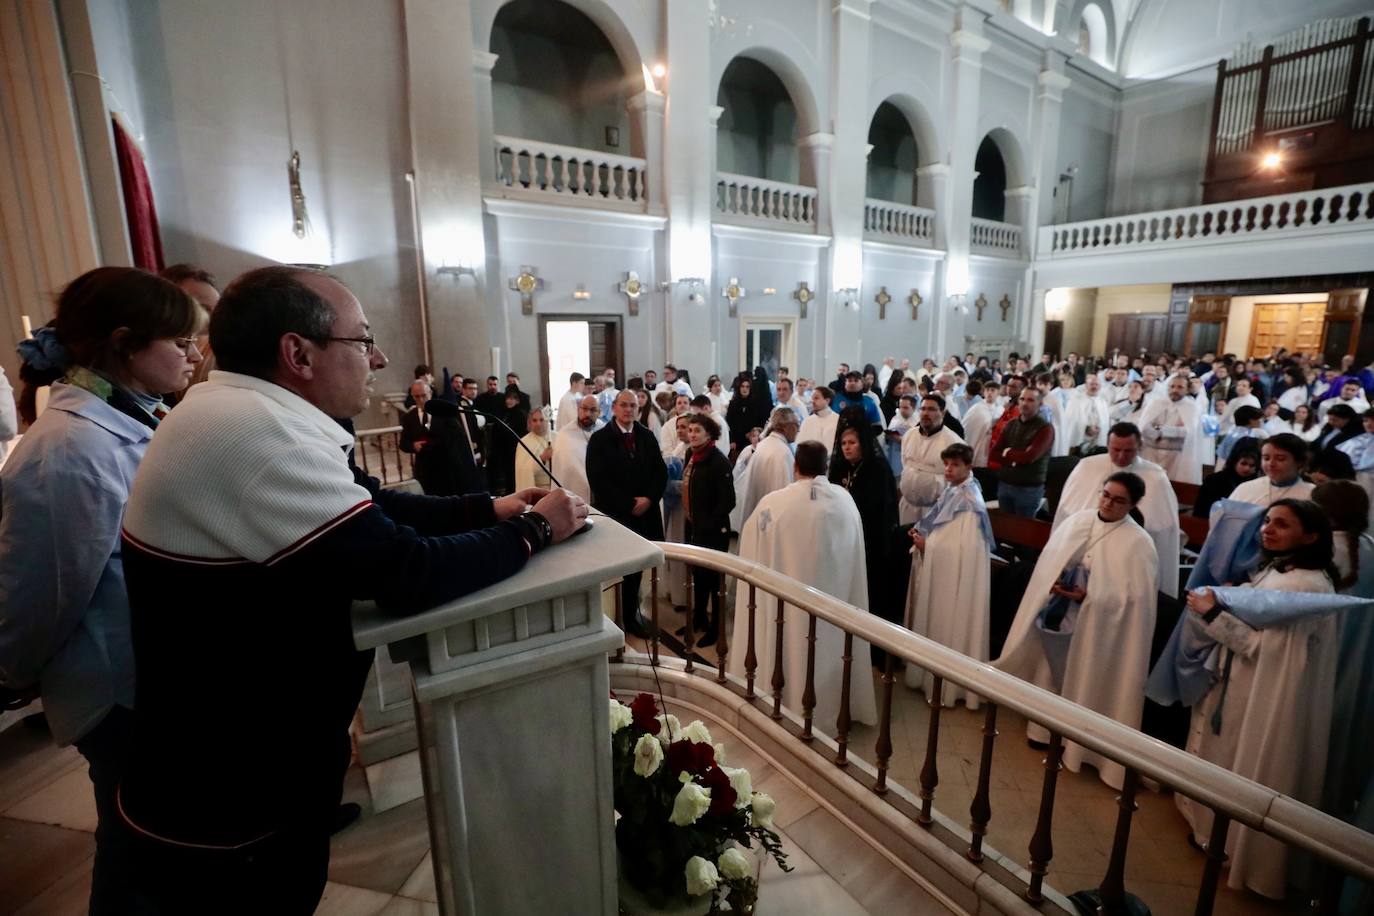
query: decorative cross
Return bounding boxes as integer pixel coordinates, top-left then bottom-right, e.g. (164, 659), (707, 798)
(618, 271), (644, 317)
(998, 294), (1012, 322)
(908, 289), (923, 321)
(792, 281), (813, 319)
(975, 293), (989, 322)
(721, 278), (746, 318)
(874, 286), (891, 320)
(508, 266), (543, 316)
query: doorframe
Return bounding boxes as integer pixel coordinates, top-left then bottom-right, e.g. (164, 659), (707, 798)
(737, 316), (798, 378)
(537, 313), (624, 407)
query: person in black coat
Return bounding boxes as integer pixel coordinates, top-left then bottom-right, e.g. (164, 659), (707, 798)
(679, 413), (736, 646)
(413, 398), (486, 496)
(587, 389), (668, 637)
(1192, 438), (1261, 518)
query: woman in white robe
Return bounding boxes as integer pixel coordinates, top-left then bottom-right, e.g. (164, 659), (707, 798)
(904, 443), (994, 708)
(995, 472), (1158, 790)
(1228, 434), (1314, 507)
(1176, 498), (1341, 900)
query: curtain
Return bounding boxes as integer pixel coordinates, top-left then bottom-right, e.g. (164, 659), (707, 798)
(111, 117), (164, 272)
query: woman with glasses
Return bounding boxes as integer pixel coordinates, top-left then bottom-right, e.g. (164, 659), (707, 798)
(0, 267), (203, 913)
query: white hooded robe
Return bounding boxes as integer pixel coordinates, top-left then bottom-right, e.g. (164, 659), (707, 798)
(1139, 395), (1206, 484)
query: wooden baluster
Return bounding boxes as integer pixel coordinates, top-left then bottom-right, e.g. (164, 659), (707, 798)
(916, 677), (943, 827)
(684, 563), (696, 675)
(800, 614), (818, 741)
(873, 655), (895, 794)
(770, 599), (786, 720)
(834, 632), (853, 766)
(744, 584), (758, 699)
(359, 436), (371, 477)
(967, 703), (998, 863)
(1096, 767), (1141, 912)
(1193, 811), (1230, 916)
(1025, 733), (1065, 904)
(613, 577), (625, 663)
(714, 574), (729, 685)
(649, 567), (660, 666)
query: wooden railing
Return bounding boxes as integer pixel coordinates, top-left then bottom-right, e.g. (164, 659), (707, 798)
(354, 425), (415, 487)
(863, 198), (936, 245)
(1039, 180), (1374, 257)
(606, 543), (1374, 914)
(969, 216), (1023, 256)
(714, 172), (818, 230)
(493, 135), (648, 209)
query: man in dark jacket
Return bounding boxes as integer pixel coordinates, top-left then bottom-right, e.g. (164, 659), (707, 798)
(994, 387), (1054, 517)
(587, 389), (667, 638)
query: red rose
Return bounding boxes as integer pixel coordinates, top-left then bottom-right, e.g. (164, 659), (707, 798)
(700, 766), (737, 815)
(665, 739), (715, 776)
(629, 693), (659, 734)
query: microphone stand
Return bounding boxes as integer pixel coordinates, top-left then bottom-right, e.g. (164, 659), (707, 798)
(454, 405), (565, 491)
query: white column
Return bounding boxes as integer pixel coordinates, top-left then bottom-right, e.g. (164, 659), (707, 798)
(798, 132), (835, 234)
(800, 131), (838, 372)
(472, 51), (499, 187)
(1022, 55), (1072, 359)
(628, 90), (666, 213)
(917, 163), (950, 247)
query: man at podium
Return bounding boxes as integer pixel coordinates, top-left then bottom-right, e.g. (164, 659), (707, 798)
(117, 266), (587, 913)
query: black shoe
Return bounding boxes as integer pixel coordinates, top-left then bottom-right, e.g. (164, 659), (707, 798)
(331, 802), (362, 835)
(697, 630), (717, 648)
(1027, 738), (1049, 751)
(624, 609), (653, 639)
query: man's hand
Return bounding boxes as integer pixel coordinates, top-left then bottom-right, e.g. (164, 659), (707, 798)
(1186, 587), (1217, 616)
(1049, 583), (1086, 603)
(532, 488), (590, 542)
(494, 487), (551, 520)
(631, 496), (652, 516)
(909, 529), (926, 553)
(540, 446), (553, 463)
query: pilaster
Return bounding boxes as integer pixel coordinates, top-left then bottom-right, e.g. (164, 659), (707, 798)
(628, 90), (667, 213)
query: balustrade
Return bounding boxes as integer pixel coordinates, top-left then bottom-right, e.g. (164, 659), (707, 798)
(1041, 180), (1374, 257)
(492, 135), (647, 209)
(353, 425), (414, 486)
(601, 543), (1374, 915)
(863, 198), (936, 245)
(970, 216), (1023, 256)
(715, 172), (818, 230)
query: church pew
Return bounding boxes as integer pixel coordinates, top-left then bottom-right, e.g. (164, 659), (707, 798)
(987, 508), (1053, 551)
(1170, 479), (1202, 513)
(986, 509), (1054, 658)
(1178, 513), (1210, 551)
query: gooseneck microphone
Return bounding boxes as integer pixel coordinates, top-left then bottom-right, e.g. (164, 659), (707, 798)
(453, 405), (566, 491)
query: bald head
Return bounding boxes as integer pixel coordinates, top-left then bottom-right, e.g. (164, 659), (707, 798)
(577, 394), (600, 429)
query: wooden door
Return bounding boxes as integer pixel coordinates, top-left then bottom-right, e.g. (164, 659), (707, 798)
(1321, 289), (1368, 365)
(1105, 313), (1169, 357)
(1043, 321), (1064, 360)
(588, 321), (621, 381)
(1248, 303), (1328, 359)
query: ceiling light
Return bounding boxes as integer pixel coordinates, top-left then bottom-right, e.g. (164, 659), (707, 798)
(652, 63), (666, 79)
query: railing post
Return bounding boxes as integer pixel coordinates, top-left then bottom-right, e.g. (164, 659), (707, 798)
(770, 600), (786, 720)
(1193, 812), (1230, 916)
(1026, 733), (1065, 904)
(714, 574), (729, 685)
(649, 567), (660, 666)
(874, 655), (895, 794)
(801, 614), (818, 741)
(967, 703), (998, 863)
(917, 677), (943, 827)
(1094, 767), (1141, 914)
(744, 584), (758, 699)
(834, 632), (853, 766)
(683, 563), (696, 675)
(612, 578), (624, 664)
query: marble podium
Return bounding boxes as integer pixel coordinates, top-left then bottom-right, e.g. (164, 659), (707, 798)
(352, 517), (662, 916)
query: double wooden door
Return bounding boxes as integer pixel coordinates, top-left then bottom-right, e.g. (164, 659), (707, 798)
(1246, 302), (1326, 358)
(1105, 313), (1169, 356)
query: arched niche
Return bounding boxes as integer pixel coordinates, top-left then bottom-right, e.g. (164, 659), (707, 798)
(1071, 0), (1117, 69)
(715, 54), (817, 184)
(487, 0), (646, 154)
(866, 99), (930, 207)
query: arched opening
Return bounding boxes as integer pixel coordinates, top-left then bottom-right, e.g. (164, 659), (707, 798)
(866, 101), (920, 206)
(972, 136), (1008, 221)
(715, 56), (803, 184)
(1078, 3), (1111, 68)
(489, 0), (638, 155)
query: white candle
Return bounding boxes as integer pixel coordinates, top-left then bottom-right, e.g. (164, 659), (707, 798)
(21, 314), (32, 338)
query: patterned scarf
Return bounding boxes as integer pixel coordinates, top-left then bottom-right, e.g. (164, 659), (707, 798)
(66, 365), (167, 431)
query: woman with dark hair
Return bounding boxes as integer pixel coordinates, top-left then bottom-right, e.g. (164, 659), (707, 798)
(679, 413), (735, 646)
(725, 374), (758, 458)
(879, 369), (905, 422)
(0, 267), (203, 912)
(636, 387), (662, 436)
(829, 408), (899, 657)
(1314, 402), (1360, 455)
(1193, 438), (1261, 518)
(1291, 403), (1321, 441)
(1178, 498), (1343, 898)
(1229, 433), (1314, 506)
(749, 365), (774, 418)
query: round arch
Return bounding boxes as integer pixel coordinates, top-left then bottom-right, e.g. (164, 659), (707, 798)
(477, 0), (650, 92)
(713, 47), (822, 138)
(1064, 0), (1118, 69)
(980, 127), (1028, 190)
(866, 91), (941, 167)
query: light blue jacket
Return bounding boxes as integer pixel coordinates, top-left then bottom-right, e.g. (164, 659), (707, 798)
(0, 383), (150, 745)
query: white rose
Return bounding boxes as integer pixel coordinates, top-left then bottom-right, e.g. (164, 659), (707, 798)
(679, 720), (713, 745)
(656, 714), (682, 746)
(713, 743), (728, 766)
(609, 700), (633, 734)
(669, 781), (712, 826)
(684, 856), (719, 896)
(750, 792), (776, 829)
(633, 734), (663, 777)
(717, 846), (751, 881)
(723, 767), (752, 808)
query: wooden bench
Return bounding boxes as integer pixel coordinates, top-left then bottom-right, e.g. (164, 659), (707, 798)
(1178, 513), (1210, 551)
(987, 508), (1053, 551)
(1171, 480), (1201, 513)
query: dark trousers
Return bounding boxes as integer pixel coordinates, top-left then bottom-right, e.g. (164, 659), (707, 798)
(74, 705), (136, 916)
(691, 566), (722, 624)
(622, 571), (644, 616)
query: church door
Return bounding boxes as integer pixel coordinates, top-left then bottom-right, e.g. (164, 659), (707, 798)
(538, 315), (623, 407)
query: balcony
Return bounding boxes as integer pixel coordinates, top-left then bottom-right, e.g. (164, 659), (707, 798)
(491, 134), (649, 213)
(864, 199), (937, 248)
(970, 216), (1024, 258)
(715, 172), (820, 233)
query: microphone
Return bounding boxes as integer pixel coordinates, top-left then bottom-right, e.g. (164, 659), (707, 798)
(453, 405), (566, 491)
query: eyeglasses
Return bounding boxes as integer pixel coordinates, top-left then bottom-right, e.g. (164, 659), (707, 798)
(172, 337), (201, 355)
(318, 335), (377, 355)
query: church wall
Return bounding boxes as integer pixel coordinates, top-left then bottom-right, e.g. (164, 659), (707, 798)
(84, 0), (148, 146)
(1089, 282), (1172, 353)
(715, 90), (802, 184)
(1043, 286), (1098, 356)
(1057, 72), (1118, 222)
(1222, 292), (1331, 357)
(712, 228), (825, 379)
(959, 258), (1029, 355)
(1106, 73), (1213, 215)
(858, 245), (943, 366)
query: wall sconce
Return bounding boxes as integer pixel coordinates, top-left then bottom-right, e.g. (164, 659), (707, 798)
(437, 264), (477, 281)
(948, 293), (970, 315)
(572, 284), (591, 300)
(660, 277), (705, 303)
(762, 287), (777, 295)
(837, 287), (860, 310)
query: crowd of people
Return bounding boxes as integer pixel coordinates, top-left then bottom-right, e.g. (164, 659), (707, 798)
(1, 261), (1372, 911)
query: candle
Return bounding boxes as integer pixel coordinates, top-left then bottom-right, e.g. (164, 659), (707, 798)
(21, 314), (32, 338)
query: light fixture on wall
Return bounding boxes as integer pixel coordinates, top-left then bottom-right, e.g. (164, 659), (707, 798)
(573, 284), (591, 300)
(288, 150), (309, 239)
(837, 287), (860, 311)
(660, 277), (705, 303)
(1260, 150), (1283, 171)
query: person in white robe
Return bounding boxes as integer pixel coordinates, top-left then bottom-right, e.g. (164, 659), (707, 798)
(962, 382), (998, 468)
(1054, 423), (1181, 597)
(774, 377), (807, 426)
(1045, 372), (1078, 458)
(1103, 367), (1132, 406)
(1317, 379), (1369, 423)
(660, 415), (691, 607)
(1061, 375), (1111, 456)
(727, 442), (878, 728)
(1139, 376), (1206, 484)
(1228, 434), (1314, 507)
(1217, 377), (1259, 435)
(732, 407), (797, 532)
(658, 393), (692, 455)
(1137, 366), (1166, 407)
(1173, 500), (1342, 900)
(554, 373), (586, 433)
(899, 394), (964, 525)
(550, 395), (603, 502)
(996, 472), (1158, 789)
(904, 442), (994, 708)
(514, 409), (554, 491)
(797, 386), (839, 450)
(877, 358), (896, 394)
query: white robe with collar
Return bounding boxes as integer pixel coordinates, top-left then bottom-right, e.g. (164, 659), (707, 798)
(1139, 396), (1206, 484)
(797, 409), (839, 451)
(514, 431), (553, 491)
(727, 478), (878, 728)
(550, 420), (603, 502)
(961, 401), (995, 468)
(731, 432), (793, 532)
(1062, 390), (1111, 454)
(1053, 454), (1181, 597)
(1227, 475), (1315, 508)
(898, 425), (964, 525)
(995, 509), (1159, 789)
